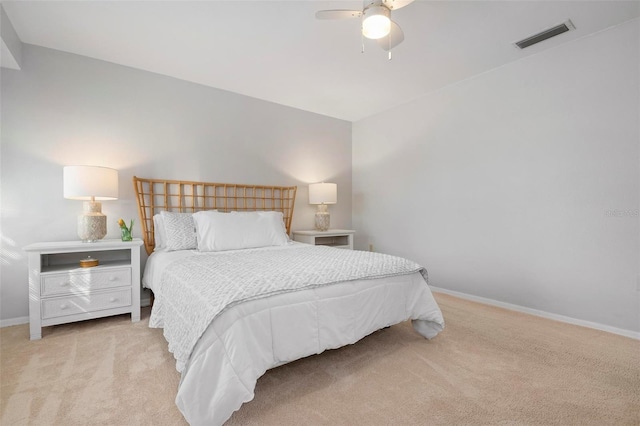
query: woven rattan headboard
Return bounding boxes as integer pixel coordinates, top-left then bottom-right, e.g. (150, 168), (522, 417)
(133, 176), (297, 255)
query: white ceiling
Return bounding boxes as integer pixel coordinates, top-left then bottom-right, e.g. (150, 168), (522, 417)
(2, 1), (639, 121)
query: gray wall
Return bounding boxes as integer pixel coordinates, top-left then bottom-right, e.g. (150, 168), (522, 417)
(1, 44), (352, 322)
(353, 20), (639, 333)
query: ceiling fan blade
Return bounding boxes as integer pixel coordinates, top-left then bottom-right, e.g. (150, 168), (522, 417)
(377, 20), (404, 51)
(315, 10), (362, 20)
(382, 0), (415, 10)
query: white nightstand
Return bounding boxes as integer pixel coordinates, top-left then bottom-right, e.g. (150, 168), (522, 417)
(292, 229), (355, 250)
(23, 239), (143, 340)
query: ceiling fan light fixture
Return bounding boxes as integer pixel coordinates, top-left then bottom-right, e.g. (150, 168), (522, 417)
(362, 6), (391, 39)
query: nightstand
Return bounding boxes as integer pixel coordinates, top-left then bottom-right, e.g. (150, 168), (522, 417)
(292, 229), (355, 250)
(23, 239), (143, 340)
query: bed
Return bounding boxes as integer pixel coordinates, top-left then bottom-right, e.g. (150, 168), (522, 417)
(133, 177), (445, 426)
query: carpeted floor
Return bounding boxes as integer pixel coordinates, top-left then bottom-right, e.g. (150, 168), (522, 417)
(1, 293), (638, 425)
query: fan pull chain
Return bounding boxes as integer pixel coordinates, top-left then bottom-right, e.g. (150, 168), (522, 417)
(361, 31), (365, 53)
(388, 50), (392, 60)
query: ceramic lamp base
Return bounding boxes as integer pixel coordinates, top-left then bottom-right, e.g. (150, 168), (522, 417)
(78, 201), (107, 242)
(314, 204), (330, 231)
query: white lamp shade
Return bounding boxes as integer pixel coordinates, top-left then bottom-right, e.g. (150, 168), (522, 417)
(309, 182), (337, 205)
(63, 166), (119, 200)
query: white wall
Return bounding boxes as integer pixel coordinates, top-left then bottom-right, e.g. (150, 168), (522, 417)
(1, 5), (22, 70)
(1, 45), (352, 322)
(353, 20), (639, 333)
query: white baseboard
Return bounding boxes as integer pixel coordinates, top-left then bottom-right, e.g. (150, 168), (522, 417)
(430, 286), (640, 340)
(0, 316), (29, 328)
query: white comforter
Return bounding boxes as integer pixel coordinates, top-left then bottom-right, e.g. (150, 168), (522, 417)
(144, 243), (444, 425)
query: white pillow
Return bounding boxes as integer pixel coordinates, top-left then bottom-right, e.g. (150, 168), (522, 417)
(160, 211), (197, 251)
(193, 210), (289, 252)
(152, 214), (167, 252)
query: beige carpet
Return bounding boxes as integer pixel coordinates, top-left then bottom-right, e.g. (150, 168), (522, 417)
(1, 293), (638, 425)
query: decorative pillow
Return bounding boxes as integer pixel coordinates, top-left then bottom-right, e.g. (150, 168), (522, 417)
(160, 211), (197, 251)
(152, 214), (167, 252)
(193, 210), (289, 252)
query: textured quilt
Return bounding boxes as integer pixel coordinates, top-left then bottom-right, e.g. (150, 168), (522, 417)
(150, 245), (430, 372)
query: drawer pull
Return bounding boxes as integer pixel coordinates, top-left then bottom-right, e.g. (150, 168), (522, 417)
(108, 277), (118, 282)
(60, 281), (71, 287)
(109, 297), (118, 303)
(60, 304), (69, 310)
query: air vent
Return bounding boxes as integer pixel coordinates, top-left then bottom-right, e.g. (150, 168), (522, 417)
(514, 20), (575, 49)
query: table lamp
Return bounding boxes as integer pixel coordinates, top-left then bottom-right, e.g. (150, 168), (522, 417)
(309, 182), (337, 232)
(63, 165), (118, 242)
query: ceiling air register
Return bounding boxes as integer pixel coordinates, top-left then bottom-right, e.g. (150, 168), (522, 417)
(514, 20), (576, 49)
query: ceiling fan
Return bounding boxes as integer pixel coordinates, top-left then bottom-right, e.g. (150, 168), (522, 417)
(315, 0), (415, 57)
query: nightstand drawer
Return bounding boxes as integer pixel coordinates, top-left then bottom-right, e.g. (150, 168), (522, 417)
(41, 289), (132, 320)
(41, 268), (131, 296)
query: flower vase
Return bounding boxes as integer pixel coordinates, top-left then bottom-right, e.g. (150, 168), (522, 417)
(121, 227), (132, 242)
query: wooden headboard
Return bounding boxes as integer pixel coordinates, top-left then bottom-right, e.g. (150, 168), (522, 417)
(133, 176), (297, 255)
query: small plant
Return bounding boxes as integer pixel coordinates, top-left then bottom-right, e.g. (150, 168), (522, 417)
(118, 218), (134, 241)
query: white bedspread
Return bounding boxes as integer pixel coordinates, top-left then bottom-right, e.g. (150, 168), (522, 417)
(144, 243), (444, 425)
